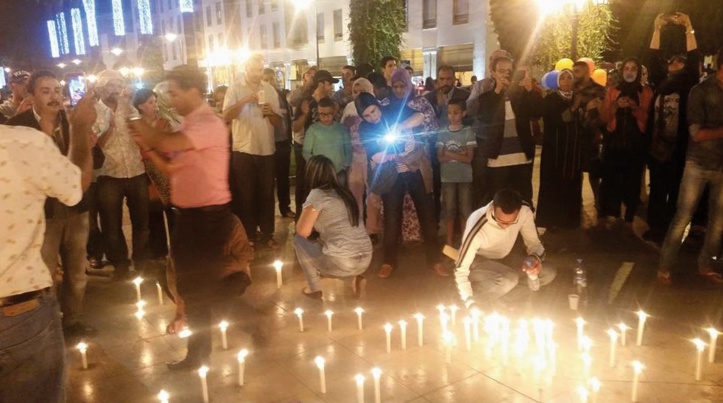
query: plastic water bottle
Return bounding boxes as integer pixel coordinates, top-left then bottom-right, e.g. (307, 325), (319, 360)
(524, 258), (540, 291)
(573, 259), (588, 309)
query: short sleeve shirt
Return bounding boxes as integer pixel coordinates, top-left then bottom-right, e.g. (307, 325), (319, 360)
(224, 78), (282, 156)
(303, 189), (372, 258)
(0, 125), (82, 297)
(436, 126), (476, 183)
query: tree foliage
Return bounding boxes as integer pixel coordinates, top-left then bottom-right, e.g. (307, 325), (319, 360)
(348, 0), (405, 67)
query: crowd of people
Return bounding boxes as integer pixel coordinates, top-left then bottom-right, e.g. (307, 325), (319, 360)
(3, 10), (723, 401)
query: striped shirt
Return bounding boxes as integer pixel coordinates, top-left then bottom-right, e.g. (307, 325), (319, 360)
(454, 202), (544, 308)
(486, 100), (532, 168)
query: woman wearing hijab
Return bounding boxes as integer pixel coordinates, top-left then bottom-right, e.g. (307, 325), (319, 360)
(599, 57), (654, 230)
(536, 69), (585, 230)
(356, 92), (447, 279)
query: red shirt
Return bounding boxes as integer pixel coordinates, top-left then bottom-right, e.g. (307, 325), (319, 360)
(169, 103), (231, 208)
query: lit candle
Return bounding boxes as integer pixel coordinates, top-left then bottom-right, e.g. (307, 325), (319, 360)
(135, 300), (146, 319)
(436, 304), (446, 317)
(398, 320), (407, 350)
(355, 307), (364, 330)
(156, 281), (164, 305)
(631, 360), (643, 402)
(607, 329), (618, 367)
(355, 374), (365, 403)
(413, 313), (424, 346)
(500, 316), (510, 366)
(371, 367), (382, 403)
(314, 356), (326, 394)
(575, 317), (585, 350)
(548, 342), (557, 376)
(384, 323), (393, 353)
(273, 260), (283, 289)
(706, 327), (719, 363)
(448, 304), (459, 327)
(463, 316), (472, 351)
(617, 323), (629, 347)
(693, 338), (706, 381)
(237, 349), (248, 386)
(218, 321), (229, 350)
(442, 330), (455, 364)
(294, 308), (304, 332)
(582, 353), (592, 379)
(325, 310), (334, 332)
(77, 342), (88, 369)
(133, 276), (143, 302)
(532, 319), (546, 354)
(440, 312), (450, 333)
(157, 389), (170, 403)
(590, 377), (601, 403)
(581, 335), (593, 353)
(636, 311), (648, 346)
(198, 366), (209, 403)
(471, 308), (481, 343)
(577, 385), (589, 403)
(179, 327), (192, 338)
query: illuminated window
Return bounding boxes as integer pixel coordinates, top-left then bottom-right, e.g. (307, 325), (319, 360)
(333, 9), (342, 41)
(453, 0), (469, 24)
(423, 0), (436, 29)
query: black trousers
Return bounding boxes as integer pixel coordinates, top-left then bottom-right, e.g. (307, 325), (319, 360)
(231, 152), (275, 242)
(274, 140), (293, 215)
(599, 157), (645, 223)
(472, 138), (488, 209)
(86, 182), (104, 261)
(484, 163), (534, 206)
(148, 207), (175, 259)
(293, 143), (308, 215)
(647, 157), (684, 234)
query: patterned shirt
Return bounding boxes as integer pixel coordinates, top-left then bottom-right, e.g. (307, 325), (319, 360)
(94, 100), (145, 178)
(224, 77), (282, 156)
(0, 125), (82, 298)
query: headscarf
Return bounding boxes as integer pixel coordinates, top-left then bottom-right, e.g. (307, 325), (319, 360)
(354, 92), (381, 119)
(342, 78), (374, 121)
(616, 57), (642, 103)
(557, 69), (574, 101)
(389, 67), (413, 101)
(353, 78), (374, 96)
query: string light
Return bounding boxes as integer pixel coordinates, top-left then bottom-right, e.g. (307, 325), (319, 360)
(82, 0), (99, 46)
(47, 20), (60, 58)
(138, 0), (154, 34)
(56, 12), (70, 55)
(71, 8), (86, 55)
(180, 0), (194, 13)
(112, 0), (126, 36)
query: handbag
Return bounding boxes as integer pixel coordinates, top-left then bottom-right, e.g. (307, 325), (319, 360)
(370, 161), (398, 195)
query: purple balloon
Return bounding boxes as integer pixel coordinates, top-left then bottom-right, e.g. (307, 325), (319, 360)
(544, 70), (560, 90)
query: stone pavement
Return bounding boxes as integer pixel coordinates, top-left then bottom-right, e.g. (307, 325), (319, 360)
(65, 150), (723, 402)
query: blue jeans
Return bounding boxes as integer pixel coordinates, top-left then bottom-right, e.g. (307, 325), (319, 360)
(0, 292), (66, 402)
(442, 182), (472, 223)
(294, 235), (371, 292)
(660, 161), (723, 271)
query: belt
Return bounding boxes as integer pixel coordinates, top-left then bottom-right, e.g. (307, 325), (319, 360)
(0, 288), (50, 316)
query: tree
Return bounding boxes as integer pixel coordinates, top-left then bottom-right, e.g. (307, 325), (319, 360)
(348, 0), (406, 67)
(136, 37), (166, 87)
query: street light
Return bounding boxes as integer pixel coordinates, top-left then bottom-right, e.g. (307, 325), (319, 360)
(164, 33), (177, 42)
(111, 47), (123, 56)
(57, 63), (67, 69)
(72, 59), (82, 65)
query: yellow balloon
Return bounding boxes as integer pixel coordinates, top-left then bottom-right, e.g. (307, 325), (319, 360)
(555, 58), (574, 71)
(592, 68), (607, 86)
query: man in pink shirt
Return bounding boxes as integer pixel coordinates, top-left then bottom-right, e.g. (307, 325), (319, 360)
(129, 66), (253, 371)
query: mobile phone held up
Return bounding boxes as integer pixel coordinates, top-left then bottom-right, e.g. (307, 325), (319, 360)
(66, 72), (86, 107)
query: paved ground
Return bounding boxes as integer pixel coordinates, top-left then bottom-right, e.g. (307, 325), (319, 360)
(65, 149), (723, 402)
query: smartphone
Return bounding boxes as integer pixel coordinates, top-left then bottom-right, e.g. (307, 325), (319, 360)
(66, 72), (86, 107)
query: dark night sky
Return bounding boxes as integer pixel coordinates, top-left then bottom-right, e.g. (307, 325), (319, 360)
(0, 0), (55, 69)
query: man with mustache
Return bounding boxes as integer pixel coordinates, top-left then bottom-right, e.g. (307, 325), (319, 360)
(5, 70), (98, 338)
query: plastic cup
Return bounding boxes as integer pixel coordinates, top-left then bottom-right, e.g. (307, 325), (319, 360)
(568, 294), (580, 310)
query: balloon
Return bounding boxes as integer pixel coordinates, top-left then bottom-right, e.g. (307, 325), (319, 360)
(555, 58), (574, 71)
(543, 70), (560, 90)
(540, 72), (551, 89)
(592, 68), (607, 87)
(578, 57), (595, 74)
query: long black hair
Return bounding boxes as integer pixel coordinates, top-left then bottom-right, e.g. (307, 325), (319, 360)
(304, 155), (361, 227)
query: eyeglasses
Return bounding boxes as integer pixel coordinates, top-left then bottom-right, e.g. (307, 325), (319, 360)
(491, 209), (519, 226)
(318, 112), (334, 117)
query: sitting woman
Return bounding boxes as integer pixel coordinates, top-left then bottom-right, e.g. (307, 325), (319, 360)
(294, 155), (373, 299)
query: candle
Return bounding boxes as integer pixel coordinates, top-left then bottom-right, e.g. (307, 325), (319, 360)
(436, 304), (446, 317)
(179, 327), (192, 338)
(706, 327), (719, 363)
(355, 374), (365, 403)
(463, 316), (472, 351)
(156, 281), (164, 305)
(692, 338), (706, 381)
(294, 308), (304, 332)
(440, 312), (450, 333)
(398, 320), (407, 350)
(577, 385), (589, 403)
(133, 276), (143, 302)
(273, 260), (283, 289)
(325, 310), (334, 332)
(548, 342), (557, 376)
(77, 342), (88, 369)
(442, 330), (455, 364)
(413, 313), (424, 346)
(617, 323), (629, 347)
(532, 319), (546, 354)
(582, 353), (592, 379)
(355, 307), (364, 330)
(237, 349), (248, 386)
(471, 308), (481, 343)
(157, 389), (170, 403)
(580, 335), (593, 353)
(607, 329), (618, 367)
(575, 317), (585, 350)
(631, 360), (643, 402)
(448, 304), (459, 327)
(500, 317), (510, 366)
(135, 300), (146, 319)
(218, 321), (229, 350)
(590, 377), (601, 403)
(198, 366), (209, 403)
(384, 323), (393, 353)
(314, 356), (327, 394)
(371, 367), (382, 403)
(636, 310), (648, 346)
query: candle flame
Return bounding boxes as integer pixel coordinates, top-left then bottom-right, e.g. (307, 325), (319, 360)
(581, 336), (593, 351)
(273, 260), (283, 271)
(314, 356), (325, 368)
(436, 304), (446, 313)
(590, 377), (601, 392)
(179, 327), (192, 338)
(442, 330), (455, 346)
(632, 360), (644, 373)
(575, 317), (586, 326)
(706, 327), (719, 338)
(157, 390), (169, 401)
(606, 329), (618, 339)
(136, 300), (147, 308)
(294, 308), (304, 316)
(398, 319), (407, 328)
(636, 310), (648, 320)
(617, 322), (629, 331)
(413, 313), (424, 321)
(198, 365), (209, 377)
(355, 374), (365, 385)
(237, 349), (249, 361)
(371, 367), (382, 378)
(383, 323), (393, 332)
(324, 310), (333, 318)
(448, 304), (459, 312)
(76, 342), (88, 352)
(577, 385), (589, 402)
(218, 320), (229, 330)
(692, 338), (706, 351)
(355, 307), (364, 314)
(133, 277), (143, 286)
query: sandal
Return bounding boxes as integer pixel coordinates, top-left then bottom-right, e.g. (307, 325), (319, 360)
(378, 264), (394, 279)
(302, 287), (322, 300)
(657, 270), (672, 286)
(699, 270), (723, 285)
